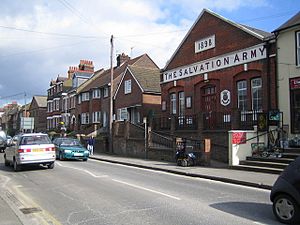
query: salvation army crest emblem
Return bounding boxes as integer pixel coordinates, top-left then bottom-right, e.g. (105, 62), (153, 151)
(220, 90), (230, 106)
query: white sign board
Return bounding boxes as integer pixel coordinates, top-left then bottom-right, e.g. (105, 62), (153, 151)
(195, 35), (215, 53)
(163, 43), (266, 83)
(20, 117), (34, 130)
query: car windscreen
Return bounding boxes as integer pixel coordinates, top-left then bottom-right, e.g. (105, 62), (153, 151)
(20, 135), (52, 145)
(59, 139), (81, 147)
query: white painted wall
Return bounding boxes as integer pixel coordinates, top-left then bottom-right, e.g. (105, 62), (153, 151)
(277, 26), (300, 136)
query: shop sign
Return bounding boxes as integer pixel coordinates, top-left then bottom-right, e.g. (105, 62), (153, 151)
(163, 43), (266, 83)
(220, 90), (230, 106)
(290, 77), (300, 90)
(195, 35), (215, 53)
(232, 132), (246, 144)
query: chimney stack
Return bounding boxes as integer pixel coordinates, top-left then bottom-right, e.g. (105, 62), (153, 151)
(117, 53), (130, 67)
(78, 60), (94, 72)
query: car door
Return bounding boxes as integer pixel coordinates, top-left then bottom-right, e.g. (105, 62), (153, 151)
(6, 135), (19, 162)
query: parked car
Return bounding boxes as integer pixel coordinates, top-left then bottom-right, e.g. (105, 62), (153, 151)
(4, 133), (56, 171)
(0, 130), (7, 152)
(270, 156), (300, 224)
(53, 137), (89, 161)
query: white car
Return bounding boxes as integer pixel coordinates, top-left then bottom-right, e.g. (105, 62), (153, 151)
(4, 133), (56, 171)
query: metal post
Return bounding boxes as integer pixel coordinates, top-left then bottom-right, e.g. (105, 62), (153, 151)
(109, 35), (114, 153)
(144, 117), (148, 159)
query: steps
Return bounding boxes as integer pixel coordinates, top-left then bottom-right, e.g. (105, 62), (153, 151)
(231, 148), (300, 174)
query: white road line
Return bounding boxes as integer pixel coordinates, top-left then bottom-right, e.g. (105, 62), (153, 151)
(56, 162), (108, 178)
(112, 179), (181, 201)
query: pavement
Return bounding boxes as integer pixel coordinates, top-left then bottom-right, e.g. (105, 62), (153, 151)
(89, 153), (279, 190)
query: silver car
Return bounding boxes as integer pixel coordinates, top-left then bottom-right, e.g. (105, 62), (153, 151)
(4, 133), (56, 171)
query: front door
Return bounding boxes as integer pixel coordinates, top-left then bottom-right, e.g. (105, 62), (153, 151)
(202, 86), (217, 128)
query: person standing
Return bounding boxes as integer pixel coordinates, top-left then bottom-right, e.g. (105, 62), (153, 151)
(87, 136), (95, 155)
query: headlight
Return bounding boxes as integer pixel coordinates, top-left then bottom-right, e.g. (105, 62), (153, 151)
(84, 150), (89, 154)
(64, 150), (72, 153)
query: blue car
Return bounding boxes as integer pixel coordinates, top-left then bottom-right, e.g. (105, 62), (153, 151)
(53, 138), (89, 161)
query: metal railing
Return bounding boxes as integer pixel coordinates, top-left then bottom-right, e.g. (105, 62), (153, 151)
(203, 112), (232, 130)
(175, 114), (198, 130)
(149, 131), (173, 149)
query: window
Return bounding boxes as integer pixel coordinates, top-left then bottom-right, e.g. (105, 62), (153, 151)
(178, 92), (185, 116)
(297, 31), (300, 66)
(125, 80), (132, 94)
(82, 92), (90, 101)
(78, 94), (82, 104)
(103, 111), (108, 127)
(117, 108), (128, 121)
(81, 113), (89, 124)
(170, 93), (176, 114)
(92, 111), (101, 123)
(251, 78), (262, 111)
(92, 89), (101, 99)
(237, 80), (247, 111)
(162, 101), (166, 111)
(103, 87), (109, 97)
(186, 96), (192, 108)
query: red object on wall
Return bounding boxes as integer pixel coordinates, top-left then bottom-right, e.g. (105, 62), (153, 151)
(232, 132), (246, 144)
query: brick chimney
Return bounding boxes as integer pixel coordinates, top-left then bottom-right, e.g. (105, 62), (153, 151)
(67, 66), (78, 79)
(78, 60), (94, 72)
(117, 53), (130, 67)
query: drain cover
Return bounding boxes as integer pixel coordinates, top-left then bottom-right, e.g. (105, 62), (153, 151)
(20, 207), (42, 214)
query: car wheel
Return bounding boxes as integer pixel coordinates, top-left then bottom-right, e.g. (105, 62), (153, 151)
(13, 159), (21, 172)
(4, 154), (9, 166)
(48, 162), (54, 169)
(273, 194), (300, 224)
(59, 152), (64, 161)
(83, 158), (88, 162)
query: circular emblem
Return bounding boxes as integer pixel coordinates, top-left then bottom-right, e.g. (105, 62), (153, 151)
(221, 90), (230, 106)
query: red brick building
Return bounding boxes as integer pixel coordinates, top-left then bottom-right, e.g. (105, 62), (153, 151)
(114, 65), (161, 124)
(76, 53), (159, 136)
(157, 9), (277, 162)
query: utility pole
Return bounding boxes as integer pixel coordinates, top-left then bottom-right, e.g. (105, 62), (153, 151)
(109, 35), (114, 153)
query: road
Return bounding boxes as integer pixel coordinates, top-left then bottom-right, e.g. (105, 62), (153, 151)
(0, 155), (280, 225)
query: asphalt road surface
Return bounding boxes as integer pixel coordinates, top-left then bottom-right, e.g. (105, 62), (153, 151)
(0, 155), (281, 225)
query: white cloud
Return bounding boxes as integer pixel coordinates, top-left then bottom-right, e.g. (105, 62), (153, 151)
(0, 0), (279, 106)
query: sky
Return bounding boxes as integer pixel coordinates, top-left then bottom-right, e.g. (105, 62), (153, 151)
(0, 0), (299, 107)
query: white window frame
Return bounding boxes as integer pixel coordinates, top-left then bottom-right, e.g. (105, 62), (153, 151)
(78, 94), (82, 104)
(297, 31), (300, 66)
(117, 108), (128, 121)
(82, 92), (90, 101)
(103, 87), (109, 97)
(81, 113), (90, 125)
(178, 91), (185, 116)
(92, 89), (101, 99)
(125, 79), (132, 94)
(170, 93), (176, 115)
(251, 78), (262, 111)
(237, 80), (247, 111)
(92, 111), (101, 123)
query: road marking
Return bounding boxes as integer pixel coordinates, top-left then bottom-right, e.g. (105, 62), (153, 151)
(112, 179), (181, 201)
(56, 162), (108, 178)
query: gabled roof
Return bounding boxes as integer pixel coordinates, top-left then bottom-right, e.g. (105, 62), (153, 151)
(77, 53), (158, 95)
(164, 8), (273, 70)
(33, 96), (47, 108)
(127, 65), (161, 93)
(77, 68), (105, 93)
(273, 11), (300, 33)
